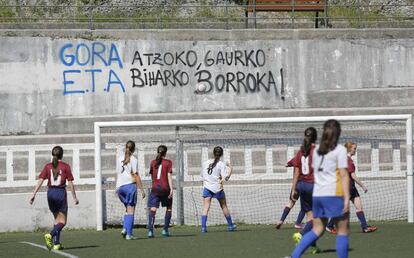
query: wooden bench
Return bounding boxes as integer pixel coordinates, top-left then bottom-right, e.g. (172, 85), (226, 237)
(245, 0), (328, 28)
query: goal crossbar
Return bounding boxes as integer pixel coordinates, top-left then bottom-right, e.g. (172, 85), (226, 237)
(94, 114), (413, 230)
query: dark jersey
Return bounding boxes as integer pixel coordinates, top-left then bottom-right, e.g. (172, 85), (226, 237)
(149, 159), (172, 196)
(347, 156), (356, 187)
(39, 161), (74, 188)
(292, 145), (315, 184)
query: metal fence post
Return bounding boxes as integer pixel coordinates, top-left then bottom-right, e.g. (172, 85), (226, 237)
(225, 0), (229, 30)
(175, 131), (185, 226)
(253, 0), (257, 29)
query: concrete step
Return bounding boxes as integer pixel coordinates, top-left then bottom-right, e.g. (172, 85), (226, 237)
(308, 88), (414, 108)
(45, 106), (414, 135)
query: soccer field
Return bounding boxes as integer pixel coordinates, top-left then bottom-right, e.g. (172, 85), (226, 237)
(1, 222), (413, 258)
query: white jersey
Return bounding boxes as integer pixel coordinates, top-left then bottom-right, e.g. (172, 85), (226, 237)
(116, 154), (138, 188)
(201, 159), (229, 193)
(312, 145), (348, 197)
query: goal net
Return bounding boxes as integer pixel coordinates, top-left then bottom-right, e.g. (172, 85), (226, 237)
(94, 115), (413, 230)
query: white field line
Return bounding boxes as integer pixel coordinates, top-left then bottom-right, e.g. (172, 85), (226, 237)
(20, 241), (79, 258)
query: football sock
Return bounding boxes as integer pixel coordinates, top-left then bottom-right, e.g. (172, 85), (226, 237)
(356, 211), (368, 229)
(51, 223), (65, 245)
(280, 206), (291, 221)
(225, 215), (233, 226)
(124, 214), (134, 236)
(292, 230), (319, 258)
(336, 235), (349, 258)
(295, 209), (306, 225)
(164, 210), (172, 230)
(300, 220), (313, 235)
(201, 215), (207, 229)
(148, 210), (156, 231)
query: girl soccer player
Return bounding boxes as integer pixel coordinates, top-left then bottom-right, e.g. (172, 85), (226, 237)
(116, 140), (146, 240)
(326, 141), (377, 234)
(276, 157), (307, 230)
(291, 120), (350, 258)
(147, 145), (174, 238)
(29, 146), (79, 251)
(200, 146), (236, 233)
(290, 127), (321, 254)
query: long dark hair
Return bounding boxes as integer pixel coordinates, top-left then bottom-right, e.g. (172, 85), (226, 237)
(318, 119), (341, 155)
(122, 140), (135, 172)
(155, 145), (168, 168)
(51, 146), (63, 180)
(301, 127), (317, 157)
(207, 146), (223, 174)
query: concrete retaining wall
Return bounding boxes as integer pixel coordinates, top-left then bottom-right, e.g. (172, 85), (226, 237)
(0, 191), (96, 232)
(1, 29), (414, 134)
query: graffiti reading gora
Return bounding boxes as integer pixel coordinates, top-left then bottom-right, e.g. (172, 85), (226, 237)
(59, 42), (280, 97)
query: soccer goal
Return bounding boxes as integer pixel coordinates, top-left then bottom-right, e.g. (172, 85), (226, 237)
(94, 115), (413, 231)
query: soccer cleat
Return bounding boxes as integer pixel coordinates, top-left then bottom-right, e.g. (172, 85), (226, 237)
(161, 229), (170, 237)
(292, 232), (302, 246)
(201, 227), (207, 233)
(44, 233), (53, 251)
(275, 221), (283, 230)
(125, 235), (137, 240)
(147, 230), (154, 238)
(363, 225), (377, 233)
(228, 224), (237, 232)
(294, 223), (304, 229)
(121, 229), (127, 238)
(309, 246), (321, 254)
(326, 226), (337, 234)
(52, 244), (63, 250)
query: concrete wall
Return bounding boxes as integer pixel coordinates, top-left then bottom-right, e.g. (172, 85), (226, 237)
(0, 191), (95, 232)
(1, 29), (414, 135)
(1, 179), (407, 232)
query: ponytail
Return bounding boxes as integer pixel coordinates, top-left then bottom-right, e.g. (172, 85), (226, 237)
(51, 146), (63, 179)
(301, 127), (317, 157)
(318, 119), (341, 156)
(207, 146), (223, 175)
(122, 140), (135, 172)
(207, 157), (220, 175)
(155, 145), (168, 168)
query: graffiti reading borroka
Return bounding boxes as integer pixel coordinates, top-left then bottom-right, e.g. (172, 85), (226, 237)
(59, 42), (281, 97)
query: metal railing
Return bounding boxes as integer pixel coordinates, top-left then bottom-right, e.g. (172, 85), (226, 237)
(0, 1), (413, 30)
(0, 139), (406, 186)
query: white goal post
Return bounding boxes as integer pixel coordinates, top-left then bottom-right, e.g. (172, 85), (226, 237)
(94, 114), (413, 231)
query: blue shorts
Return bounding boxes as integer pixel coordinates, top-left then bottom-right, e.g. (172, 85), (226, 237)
(117, 183), (137, 207)
(312, 196), (344, 219)
(148, 191), (173, 208)
(47, 187), (67, 214)
(202, 188), (225, 199)
(297, 181), (313, 213)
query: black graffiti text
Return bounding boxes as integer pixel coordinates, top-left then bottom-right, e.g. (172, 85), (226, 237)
(194, 70), (278, 96)
(131, 51), (198, 67)
(130, 68), (189, 87)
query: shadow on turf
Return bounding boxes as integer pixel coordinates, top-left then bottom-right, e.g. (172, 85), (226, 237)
(202, 229), (251, 233)
(63, 245), (100, 250)
(320, 248), (354, 254)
